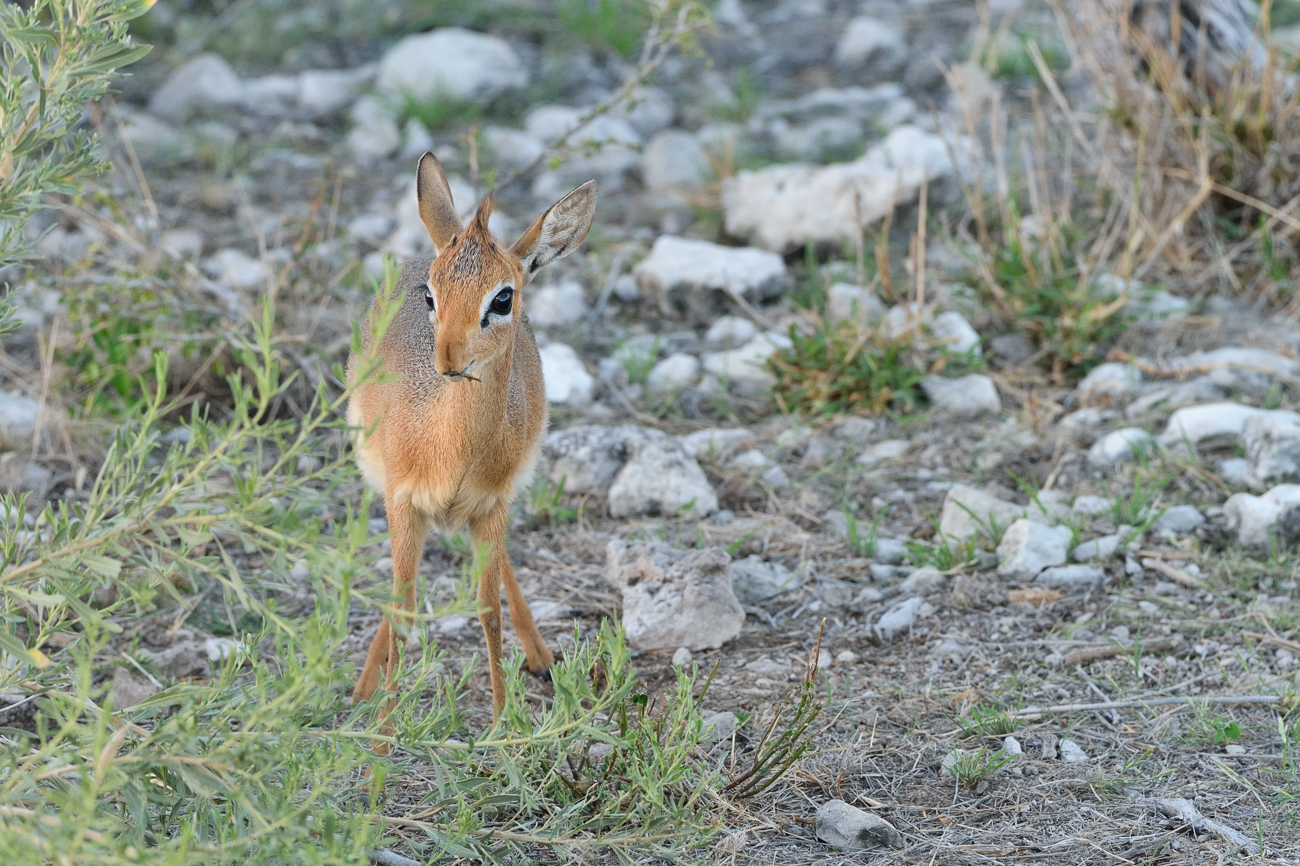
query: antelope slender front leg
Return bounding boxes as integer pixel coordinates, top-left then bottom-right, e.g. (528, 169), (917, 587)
(469, 507), (512, 717)
(353, 495), (428, 704)
(500, 554), (554, 677)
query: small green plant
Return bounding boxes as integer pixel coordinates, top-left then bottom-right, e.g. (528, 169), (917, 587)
(710, 67), (763, 123)
(616, 336), (660, 385)
(1213, 718), (1243, 745)
(724, 644), (824, 799)
(972, 230), (1132, 381)
(1110, 470), (1174, 527)
(843, 505), (884, 557)
(1281, 713), (1300, 775)
(768, 323), (930, 416)
(525, 475), (580, 526)
(982, 33), (1070, 82)
(558, 0), (651, 56)
(906, 531), (977, 571)
(945, 746), (1013, 787)
(397, 92), (483, 131)
(956, 703), (1019, 737)
(1185, 704), (1243, 747)
(789, 245), (827, 311)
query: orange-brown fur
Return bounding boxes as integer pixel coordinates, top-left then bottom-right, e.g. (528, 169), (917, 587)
(348, 153), (596, 721)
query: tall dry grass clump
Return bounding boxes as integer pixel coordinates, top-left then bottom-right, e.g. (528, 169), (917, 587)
(1068, 0), (1300, 302)
(940, 0), (1300, 381)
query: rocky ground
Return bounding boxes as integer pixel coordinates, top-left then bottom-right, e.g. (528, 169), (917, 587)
(6, 0), (1300, 861)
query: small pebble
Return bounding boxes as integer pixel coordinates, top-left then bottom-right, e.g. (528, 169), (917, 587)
(815, 799), (904, 850)
(1059, 739), (1089, 763)
(672, 646), (693, 667)
(836, 649), (859, 665)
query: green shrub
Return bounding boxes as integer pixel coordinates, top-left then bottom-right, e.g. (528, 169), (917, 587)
(0, 0), (151, 270)
(769, 324), (927, 416)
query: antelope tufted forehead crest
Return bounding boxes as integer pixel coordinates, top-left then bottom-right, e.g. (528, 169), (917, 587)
(428, 195), (516, 287)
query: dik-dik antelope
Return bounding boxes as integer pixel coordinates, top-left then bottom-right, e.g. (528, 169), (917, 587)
(349, 152), (597, 716)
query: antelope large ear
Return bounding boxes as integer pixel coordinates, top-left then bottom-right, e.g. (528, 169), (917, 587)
(416, 152), (463, 252)
(510, 180), (597, 281)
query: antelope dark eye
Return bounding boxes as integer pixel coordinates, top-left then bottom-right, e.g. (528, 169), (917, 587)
(490, 287), (513, 316)
(424, 285), (435, 310)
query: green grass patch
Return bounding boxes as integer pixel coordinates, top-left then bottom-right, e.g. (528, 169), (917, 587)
(768, 324), (929, 417)
(969, 228), (1132, 380)
(558, 0), (650, 57)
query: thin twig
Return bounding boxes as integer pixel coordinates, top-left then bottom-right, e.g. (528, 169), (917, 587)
(1061, 636), (1180, 667)
(1016, 694), (1281, 718)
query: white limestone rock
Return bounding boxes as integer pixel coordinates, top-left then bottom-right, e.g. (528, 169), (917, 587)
(700, 332), (793, 398)
(1059, 740), (1089, 763)
(1218, 457), (1250, 488)
(721, 125), (959, 253)
(729, 556), (799, 604)
(680, 427), (754, 460)
(634, 236), (787, 320)
(613, 86), (676, 137)
(542, 425), (641, 494)
(378, 28), (527, 104)
(482, 125), (547, 170)
(115, 109), (194, 167)
(1159, 402), (1297, 449)
(1035, 564), (1106, 589)
(528, 280), (588, 329)
(1165, 347), (1300, 393)
(856, 439), (909, 466)
(526, 109), (641, 189)
(1072, 495), (1112, 516)
(704, 316), (758, 347)
(160, 229), (203, 259)
(996, 519), (1072, 578)
(149, 54), (244, 120)
(643, 130), (708, 195)
(826, 283), (886, 326)
(297, 65), (376, 116)
(834, 16), (907, 73)
(347, 95), (401, 161)
(538, 343), (596, 407)
(1087, 427), (1158, 468)
(1153, 505), (1205, 534)
(202, 249), (270, 290)
(606, 541), (743, 649)
(1125, 376), (1225, 420)
(240, 74), (298, 116)
(1078, 362), (1143, 405)
(921, 374), (1000, 417)
(646, 353), (701, 396)
(1223, 484), (1300, 548)
(1243, 412), (1300, 489)
(870, 596), (933, 643)
(0, 393), (41, 446)
(608, 430), (718, 519)
(931, 311), (981, 354)
(815, 799), (904, 850)
(939, 484), (1042, 542)
(1071, 530), (1132, 562)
